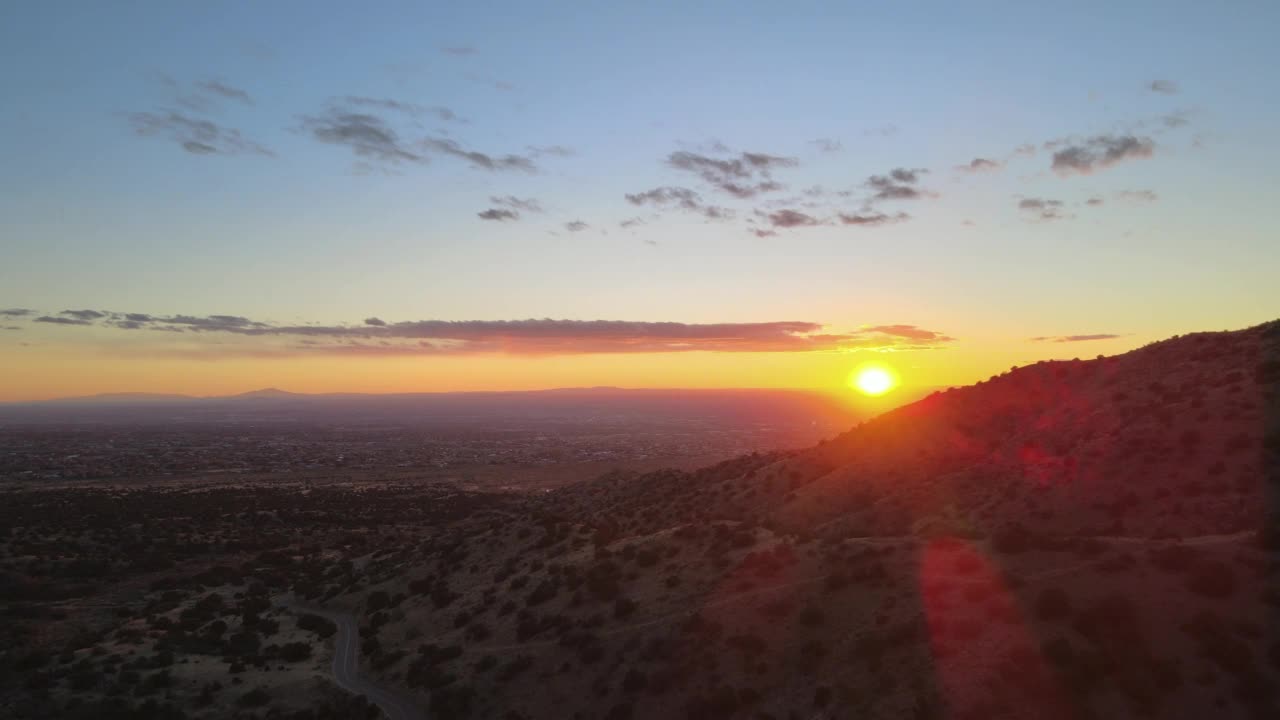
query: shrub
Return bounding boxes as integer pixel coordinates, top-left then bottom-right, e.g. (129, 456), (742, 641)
(237, 687), (270, 708)
(278, 642), (312, 662)
(296, 613), (337, 639)
(1035, 587), (1072, 622)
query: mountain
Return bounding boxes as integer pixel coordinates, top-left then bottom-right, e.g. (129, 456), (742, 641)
(339, 320), (1279, 720)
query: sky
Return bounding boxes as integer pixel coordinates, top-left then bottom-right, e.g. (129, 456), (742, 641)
(2, 1), (1278, 401)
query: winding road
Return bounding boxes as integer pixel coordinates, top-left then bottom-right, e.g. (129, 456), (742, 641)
(303, 607), (424, 720)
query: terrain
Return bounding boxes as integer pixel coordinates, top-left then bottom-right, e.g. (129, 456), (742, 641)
(1, 322), (1277, 719)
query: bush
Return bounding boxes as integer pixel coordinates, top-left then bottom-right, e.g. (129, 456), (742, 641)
(1035, 587), (1072, 621)
(297, 613), (337, 639)
(237, 687), (270, 708)
(278, 642), (312, 662)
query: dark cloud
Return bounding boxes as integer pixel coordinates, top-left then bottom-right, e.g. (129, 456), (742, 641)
(626, 186), (701, 210)
(421, 138), (536, 172)
(1050, 135), (1155, 176)
(564, 220), (589, 232)
(61, 309), (107, 321)
(197, 80), (252, 104)
(1017, 197), (1065, 221)
(34, 316), (92, 326)
(957, 157), (1001, 173)
(1031, 334), (1122, 343)
(865, 168), (928, 202)
(129, 111), (273, 157)
(1148, 80), (1179, 95)
(26, 308), (956, 356)
(666, 150), (796, 198)
(299, 109), (422, 164)
(620, 217), (646, 228)
(490, 196), (543, 213)
(810, 138), (842, 153)
(478, 208), (520, 221)
(837, 212), (909, 227)
(768, 210), (821, 228)
(625, 186), (732, 220)
(2, 326), (20, 331)
(0, 308), (33, 317)
(1086, 196), (1105, 206)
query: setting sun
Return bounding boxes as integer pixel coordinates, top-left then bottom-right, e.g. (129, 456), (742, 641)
(851, 365), (898, 396)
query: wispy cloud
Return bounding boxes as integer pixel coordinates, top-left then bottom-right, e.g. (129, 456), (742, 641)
(1030, 334), (1122, 342)
(299, 108), (423, 165)
(865, 168), (930, 202)
(197, 79), (252, 105)
(1148, 79), (1179, 95)
(667, 149), (797, 199)
(129, 111), (273, 156)
(477, 208), (520, 221)
(564, 220), (589, 232)
(1050, 135), (1155, 176)
(490, 196), (543, 213)
(837, 212), (909, 227)
(0, 308), (34, 318)
(956, 157), (1001, 173)
(1115, 189), (1158, 203)
(1017, 197), (1066, 221)
(421, 137), (537, 172)
(13, 309), (956, 356)
(810, 138), (842, 153)
(624, 186), (732, 220)
(767, 209), (821, 228)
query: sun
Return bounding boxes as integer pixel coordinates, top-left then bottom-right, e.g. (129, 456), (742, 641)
(850, 365), (898, 396)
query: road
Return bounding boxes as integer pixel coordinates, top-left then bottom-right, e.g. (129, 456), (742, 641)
(304, 607), (424, 720)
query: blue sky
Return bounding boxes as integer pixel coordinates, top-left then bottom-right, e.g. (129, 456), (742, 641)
(1, 1), (1278, 398)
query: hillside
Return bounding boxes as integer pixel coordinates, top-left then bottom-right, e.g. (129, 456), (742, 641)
(317, 320), (1279, 719)
(4, 322), (1277, 720)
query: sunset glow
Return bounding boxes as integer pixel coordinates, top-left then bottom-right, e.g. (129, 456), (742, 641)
(851, 365), (898, 396)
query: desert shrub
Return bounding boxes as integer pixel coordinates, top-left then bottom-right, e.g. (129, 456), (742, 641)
(525, 579), (559, 607)
(366, 590), (390, 613)
(296, 613), (336, 639)
(798, 606), (825, 627)
(429, 683), (475, 720)
(1185, 560), (1236, 598)
(1148, 544), (1198, 573)
(1035, 586), (1072, 621)
(278, 642), (312, 662)
(614, 597), (637, 619)
(237, 687), (270, 708)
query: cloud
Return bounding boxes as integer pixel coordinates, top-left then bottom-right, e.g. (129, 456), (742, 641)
(564, 221), (589, 232)
(1050, 135), (1155, 176)
(751, 229), (778, 238)
(2, 326), (20, 331)
(837, 212), (909, 227)
(478, 208), (520, 221)
(866, 168), (929, 201)
(129, 111), (273, 156)
(0, 308), (33, 318)
(1011, 144), (1036, 157)
(810, 138), (842, 153)
(625, 186), (732, 220)
(1086, 196), (1105, 206)
(299, 108), (423, 165)
(1148, 80), (1179, 95)
(61, 309), (107, 321)
(1161, 110), (1191, 128)
(491, 196), (543, 213)
(620, 217), (646, 228)
(1017, 197), (1065, 221)
(197, 80), (252, 104)
(527, 145), (574, 158)
(957, 157), (1001, 173)
(20, 308), (956, 356)
(1030, 334), (1122, 343)
(344, 96), (463, 123)
(34, 316), (92, 326)
(666, 149), (797, 198)
(768, 209), (821, 228)
(1115, 189), (1158, 203)
(421, 138), (537, 172)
